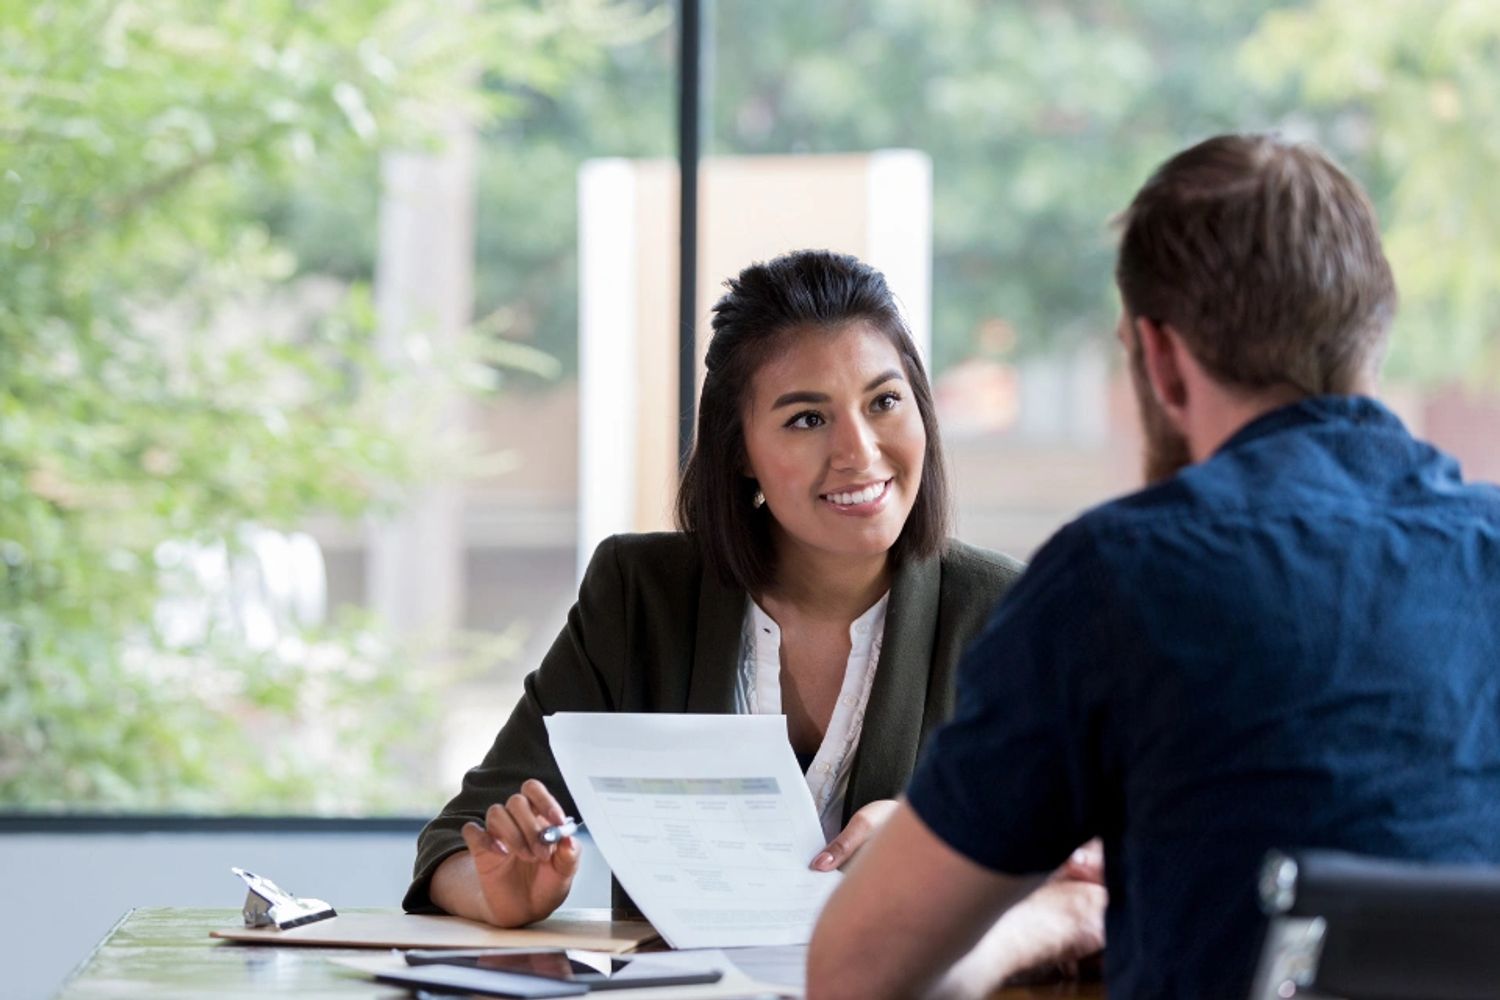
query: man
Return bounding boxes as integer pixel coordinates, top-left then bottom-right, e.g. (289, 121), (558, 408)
(807, 133), (1500, 999)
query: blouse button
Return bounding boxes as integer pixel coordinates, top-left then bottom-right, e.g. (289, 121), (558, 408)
(854, 622), (868, 635)
(841, 695), (856, 707)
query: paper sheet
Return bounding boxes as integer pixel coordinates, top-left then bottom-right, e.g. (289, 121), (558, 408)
(720, 945), (807, 993)
(544, 713), (841, 949)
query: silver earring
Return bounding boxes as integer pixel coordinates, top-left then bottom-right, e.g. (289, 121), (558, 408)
(752, 489), (765, 509)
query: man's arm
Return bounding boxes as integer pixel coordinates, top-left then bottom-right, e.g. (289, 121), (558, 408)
(810, 529), (1113, 998)
(807, 801), (1040, 1000)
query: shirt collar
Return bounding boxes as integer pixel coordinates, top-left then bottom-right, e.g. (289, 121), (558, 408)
(1214, 394), (1405, 457)
(746, 590), (890, 653)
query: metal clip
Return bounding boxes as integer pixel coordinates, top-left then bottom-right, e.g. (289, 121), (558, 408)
(232, 867), (337, 930)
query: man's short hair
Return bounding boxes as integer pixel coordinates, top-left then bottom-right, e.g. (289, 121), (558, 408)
(1115, 133), (1398, 395)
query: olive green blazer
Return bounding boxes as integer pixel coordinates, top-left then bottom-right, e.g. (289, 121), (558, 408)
(404, 531), (1023, 914)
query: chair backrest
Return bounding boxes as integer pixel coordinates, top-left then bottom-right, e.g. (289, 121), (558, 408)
(1248, 849), (1500, 1000)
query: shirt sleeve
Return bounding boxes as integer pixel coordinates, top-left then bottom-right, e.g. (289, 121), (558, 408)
(906, 523), (1112, 875)
(402, 535), (628, 913)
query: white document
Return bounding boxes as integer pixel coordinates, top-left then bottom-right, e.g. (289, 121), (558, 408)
(544, 713), (842, 950)
(720, 945), (807, 994)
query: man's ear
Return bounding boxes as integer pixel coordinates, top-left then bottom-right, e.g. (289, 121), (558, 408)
(1135, 316), (1190, 425)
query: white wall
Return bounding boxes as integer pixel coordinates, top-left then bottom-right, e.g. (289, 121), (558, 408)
(7, 829), (608, 1000)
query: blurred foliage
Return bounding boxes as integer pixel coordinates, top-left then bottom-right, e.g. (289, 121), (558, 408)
(281, 0), (1282, 378)
(702, 1), (1280, 371)
(271, 3), (672, 379)
(1241, 0), (1500, 386)
(0, 0), (617, 813)
(722, 0), (1500, 381)
(283, 0), (1500, 385)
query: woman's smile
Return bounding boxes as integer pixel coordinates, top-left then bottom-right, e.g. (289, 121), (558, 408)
(819, 478), (893, 513)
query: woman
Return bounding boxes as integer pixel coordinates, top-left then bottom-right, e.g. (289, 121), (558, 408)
(404, 250), (1100, 979)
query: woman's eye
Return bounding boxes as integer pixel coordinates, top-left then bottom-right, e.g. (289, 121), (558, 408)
(872, 391), (901, 412)
(785, 411), (825, 429)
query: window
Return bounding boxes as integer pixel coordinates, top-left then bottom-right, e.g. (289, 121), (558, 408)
(2, 0), (672, 816)
(5, 0), (1496, 818)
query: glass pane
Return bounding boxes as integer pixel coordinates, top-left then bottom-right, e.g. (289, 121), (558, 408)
(9, 0), (1498, 819)
(1, 1), (673, 816)
(708, 0), (1500, 561)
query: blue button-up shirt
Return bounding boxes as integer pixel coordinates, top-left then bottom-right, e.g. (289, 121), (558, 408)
(908, 395), (1500, 998)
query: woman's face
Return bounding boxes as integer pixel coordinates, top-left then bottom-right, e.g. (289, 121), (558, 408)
(741, 321), (927, 575)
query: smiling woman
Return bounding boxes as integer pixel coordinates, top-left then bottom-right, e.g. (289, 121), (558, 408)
(404, 252), (1100, 980)
(743, 326), (927, 580)
(679, 251), (950, 599)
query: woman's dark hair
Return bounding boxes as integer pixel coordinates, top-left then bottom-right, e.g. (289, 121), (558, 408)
(675, 249), (950, 595)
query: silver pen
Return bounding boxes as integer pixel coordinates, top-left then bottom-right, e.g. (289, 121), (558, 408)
(539, 816), (585, 845)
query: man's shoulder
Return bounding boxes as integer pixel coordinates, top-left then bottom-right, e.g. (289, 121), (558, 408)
(982, 506), (1143, 622)
(1079, 475), (1202, 527)
(1077, 422), (1500, 538)
(1061, 462), (1274, 546)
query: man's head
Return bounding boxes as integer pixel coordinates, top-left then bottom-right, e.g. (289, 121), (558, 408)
(1115, 133), (1398, 482)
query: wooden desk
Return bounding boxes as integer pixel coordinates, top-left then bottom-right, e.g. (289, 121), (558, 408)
(57, 908), (1103, 999)
(58, 908), (408, 999)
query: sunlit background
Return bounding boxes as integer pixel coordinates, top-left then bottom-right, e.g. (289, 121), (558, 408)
(5, 0), (1500, 826)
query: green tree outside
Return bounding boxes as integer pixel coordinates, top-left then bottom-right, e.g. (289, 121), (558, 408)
(1242, 0), (1500, 385)
(0, 0), (617, 813)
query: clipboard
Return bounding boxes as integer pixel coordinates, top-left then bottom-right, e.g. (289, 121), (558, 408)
(211, 909), (660, 954)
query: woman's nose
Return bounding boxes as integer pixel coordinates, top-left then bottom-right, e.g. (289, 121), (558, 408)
(831, 417), (880, 470)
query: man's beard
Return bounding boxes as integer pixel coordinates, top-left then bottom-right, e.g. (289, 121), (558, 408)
(1129, 338), (1193, 485)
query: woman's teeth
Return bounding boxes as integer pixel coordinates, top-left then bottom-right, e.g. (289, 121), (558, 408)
(825, 481), (887, 506)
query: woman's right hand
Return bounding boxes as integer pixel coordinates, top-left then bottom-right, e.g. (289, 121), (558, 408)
(458, 778), (582, 927)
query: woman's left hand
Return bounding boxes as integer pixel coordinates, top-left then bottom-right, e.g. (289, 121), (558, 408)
(809, 798), (899, 871)
(1055, 837), (1104, 886)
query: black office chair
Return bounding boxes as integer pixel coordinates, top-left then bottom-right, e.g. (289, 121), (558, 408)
(1248, 849), (1500, 1000)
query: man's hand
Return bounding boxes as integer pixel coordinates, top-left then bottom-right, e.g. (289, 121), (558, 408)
(456, 778), (581, 927)
(949, 837), (1104, 989)
(810, 799), (898, 871)
(808, 802), (1042, 1000)
(980, 867), (1106, 985)
(808, 804), (1109, 1000)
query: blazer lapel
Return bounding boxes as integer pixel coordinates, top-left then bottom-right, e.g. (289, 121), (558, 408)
(844, 552), (941, 820)
(686, 560), (745, 714)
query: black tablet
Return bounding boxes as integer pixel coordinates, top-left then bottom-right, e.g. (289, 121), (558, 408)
(401, 948), (725, 993)
(376, 961), (589, 998)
